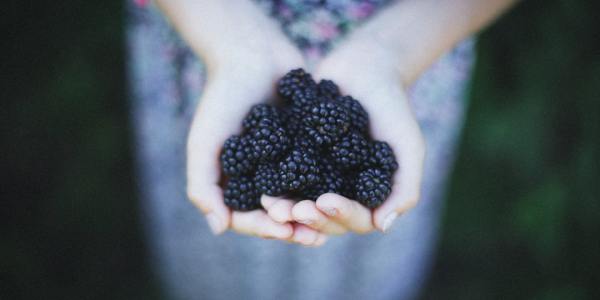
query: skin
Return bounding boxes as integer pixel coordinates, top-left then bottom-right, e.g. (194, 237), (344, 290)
(156, 0), (518, 245)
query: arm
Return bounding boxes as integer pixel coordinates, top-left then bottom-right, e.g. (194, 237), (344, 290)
(287, 0), (518, 234)
(155, 0), (292, 72)
(357, 0), (518, 85)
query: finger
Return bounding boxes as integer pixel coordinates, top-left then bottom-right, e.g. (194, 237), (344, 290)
(261, 196), (295, 224)
(289, 223), (329, 247)
(315, 194), (374, 234)
(260, 195), (279, 210)
(373, 125), (426, 232)
(231, 210), (294, 240)
(291, 200), (347, 235)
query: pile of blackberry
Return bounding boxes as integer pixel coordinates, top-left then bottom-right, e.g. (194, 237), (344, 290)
(220, 69), (397, 211)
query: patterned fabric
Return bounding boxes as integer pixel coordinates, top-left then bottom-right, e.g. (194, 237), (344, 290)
(254, 0), (391, 61)
(127, 1), (475, 299)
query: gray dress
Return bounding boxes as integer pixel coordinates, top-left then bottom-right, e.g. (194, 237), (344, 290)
(127, 1), (475, 299)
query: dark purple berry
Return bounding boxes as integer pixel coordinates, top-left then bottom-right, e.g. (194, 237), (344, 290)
(220, 136), (256, 176)
(331, 131), (369, 170)
(366, 141), (398, 174)
(337, 95), (369, 133)
(355, 168), (392, 208)
(278, 147), (320, 192)
(302, 159), (345, 200)
(303, 101), (350, 145)
(277, 68), (317, 100)
(242, 104), (282, 131)
(224, 175), (261, 211)
(254, 163), (284, 196)
(247, 118), (290, 162)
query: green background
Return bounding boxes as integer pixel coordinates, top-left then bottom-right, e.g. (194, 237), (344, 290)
(2, 0), (599, 299)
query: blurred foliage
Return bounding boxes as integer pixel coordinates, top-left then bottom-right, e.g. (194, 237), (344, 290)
(1, 0), (598, 299)
(2, 0), (160, 299)
(422, 0), (600, 299)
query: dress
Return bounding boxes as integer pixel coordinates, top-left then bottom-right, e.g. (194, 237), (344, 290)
(127, 1), (475, 299)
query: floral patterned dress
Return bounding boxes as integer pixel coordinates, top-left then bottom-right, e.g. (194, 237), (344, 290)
(127, 1), (475, 299)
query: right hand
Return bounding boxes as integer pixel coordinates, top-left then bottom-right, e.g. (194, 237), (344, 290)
(185, 8), (327, 247)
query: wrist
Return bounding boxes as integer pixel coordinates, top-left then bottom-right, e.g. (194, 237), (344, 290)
(344, 30), (412, 85)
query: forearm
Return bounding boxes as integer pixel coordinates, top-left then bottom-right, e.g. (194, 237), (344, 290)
(355, 0), (518, 85)
(154, 0), (281, 70)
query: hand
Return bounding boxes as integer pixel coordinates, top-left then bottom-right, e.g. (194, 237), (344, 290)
(283, 36), (426, 235)
(185, 7), (327, 246)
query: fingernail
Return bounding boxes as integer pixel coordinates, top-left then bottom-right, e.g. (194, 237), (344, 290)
(382, 212), (398, 233)
(206, 213), (223, 235)
(296, 219), (314, 225)
(320, 207), (337, 217)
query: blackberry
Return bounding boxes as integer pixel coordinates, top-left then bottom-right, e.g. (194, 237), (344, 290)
(302, 159), (345, 200)
(220, 135), (255, 176)
(355, 168), (392, 208)
(224, 175), (261, 211)
(337, 95), (369, 133)
(366, 141), (398, 174)
(242, 104), (282, 131)
(330, 131), (369, 170)
(317, 79), (340, 100)
(289, 87), (318, 114)
(278, 147), (320, 192)
(291, 132), (318, 150)
(282, 108), (303, 137)
(277, 68), (317, 100)
(247, 118), (290, 162)
(254, 163), (284, 196)
(303, 101), (350, 145)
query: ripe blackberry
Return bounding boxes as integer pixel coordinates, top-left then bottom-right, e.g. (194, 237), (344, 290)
(337, 95), (369, 133)
(302, 159), (345, 200)
(278, 147), (320, 192)
(289, 87), (318, 114)
(330, 131), (369, 170)
(290, 131), (317, 150)
(277, 68), (317, 100)
(281, 108), (302, 137)
(303, 101), (350, 145)
(220, 135), (255, 176)
(366, 141), (398, 174)
(247, 118), (290, 162)
(254, 163), (284, 196)
(317, 79), (340, 100)
(355, 168), (392, 208)
(224, 175), (261, 211)
(242, 104), (282, 131)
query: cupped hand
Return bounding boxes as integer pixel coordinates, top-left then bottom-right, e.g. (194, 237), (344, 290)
(186, 20), (326, 246)
(288, 38), (426, 235)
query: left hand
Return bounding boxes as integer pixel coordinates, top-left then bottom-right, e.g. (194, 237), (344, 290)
(262, 36), (426, 235)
